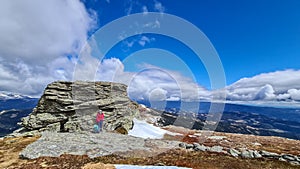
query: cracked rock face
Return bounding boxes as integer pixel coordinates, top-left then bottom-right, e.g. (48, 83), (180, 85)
(19, 81), (140, 134)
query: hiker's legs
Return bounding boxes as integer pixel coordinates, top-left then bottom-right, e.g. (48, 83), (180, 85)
(98, 120), (103, 132)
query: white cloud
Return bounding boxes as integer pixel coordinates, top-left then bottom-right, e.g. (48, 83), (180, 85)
(154, 1), (165, 13)
(96, 58), (125, 82)
(0, 0), (96, 96)
(1, 1), (299, 105)
(229, 70), (300, 93)
(120, 0), (161, 49)
(288, 89), (300, 101)
(148, 88), (168, 101)
(84, 58), (207, 102)
(124, 64), (209, 102)
(125, 0), (165, 15)
(120, 35), (155, 48)
(142, 6), (148, 15)
(138, 36), (154, 47)
(254, 84), (276, 100)
(223, 70), (300, 102)
(166, 96), (181, 101)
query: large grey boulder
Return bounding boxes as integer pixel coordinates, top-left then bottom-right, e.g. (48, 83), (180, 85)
(17, 81), (141, 135)
(19, 131), (181, 159)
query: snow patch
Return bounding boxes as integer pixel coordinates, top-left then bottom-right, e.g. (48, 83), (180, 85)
(0, 92), (32, 100)
(128, 118), (167, 139)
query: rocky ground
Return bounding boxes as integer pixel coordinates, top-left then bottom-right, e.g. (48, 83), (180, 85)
(163, 125), (300, 155)
(1, 128), (300, 169)
(19, 131), (180, 159)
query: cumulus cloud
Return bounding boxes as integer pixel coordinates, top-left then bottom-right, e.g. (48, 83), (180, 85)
(124, 64), (209, 102)
(287, 89), (300, 101)
(221, 70), (300, 102)
(1, 1), (299, 104)
(123, 68), (300, 103)
(0, 0), (96, 96)
(82, 58), (208, 102)
(254, 84), (276, 100)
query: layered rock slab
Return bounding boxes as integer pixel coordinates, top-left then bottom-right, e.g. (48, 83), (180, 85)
(17, 81), (140, 134)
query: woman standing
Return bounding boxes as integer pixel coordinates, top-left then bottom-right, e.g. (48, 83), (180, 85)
(96, 110), (105, 132)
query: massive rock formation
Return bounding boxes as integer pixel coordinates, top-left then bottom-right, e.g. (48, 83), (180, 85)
(17, 81), (141, 134)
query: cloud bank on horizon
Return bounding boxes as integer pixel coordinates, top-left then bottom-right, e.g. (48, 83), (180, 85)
(0, 0), (300, 103)
(82, 58), (300, 103)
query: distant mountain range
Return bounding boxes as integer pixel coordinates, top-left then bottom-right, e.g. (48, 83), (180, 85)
(1, 95), (300, 140)
(138, 100), (300, 122)
(0, 92), (34, 100)
(0, 93), (38, 137)
(139, 100), (300, 140)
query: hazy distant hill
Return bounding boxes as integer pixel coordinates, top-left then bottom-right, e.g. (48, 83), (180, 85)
(139, 100), (300, 140)
(0, 98), (38, 137)
(1, 97), (300, 140)
(138, 100), (300, 122)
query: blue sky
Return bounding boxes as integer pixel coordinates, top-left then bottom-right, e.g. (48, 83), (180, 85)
(83, 0), (300, 88)
(1, 0), (300, 102)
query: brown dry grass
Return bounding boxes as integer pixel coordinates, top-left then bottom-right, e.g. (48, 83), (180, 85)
(81, 162), (115, 169)
(1, 132), (300, 169)
(93, 149), (300, 169)
(9, 149), (299, 169)
(0, 136), (39, 169)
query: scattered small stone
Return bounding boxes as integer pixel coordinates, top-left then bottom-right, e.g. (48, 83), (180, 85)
(260, 150), (280, 158)
(209, 146), (224, 153)
(229, 148), (239, 157)
(179, 143), (186, 149)
(185, 144), (194, 149)
(192, 142), (200, 149)
(168, 141), (297, 166)
(241, 150), (254, 158)
(279, 157), (287, 162)
(155, 162), (165, 166)
(252, 142), (262, 146)
(194, 145), (208, 152)
(207, 136), (227, 140)
(290, 161), (300, 166)
(282, 154), (296, 161)
(253, 150), (262, 158)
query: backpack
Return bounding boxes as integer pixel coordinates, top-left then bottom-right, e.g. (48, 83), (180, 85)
(93, 124), (99, 133)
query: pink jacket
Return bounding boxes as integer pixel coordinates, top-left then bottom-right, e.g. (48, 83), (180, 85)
(96, 112), (104, 122)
